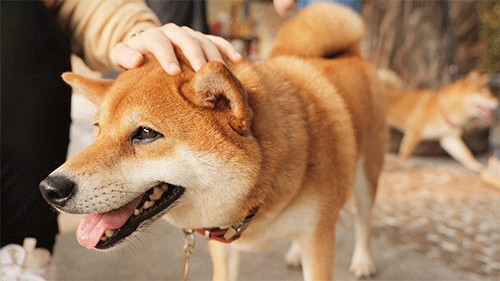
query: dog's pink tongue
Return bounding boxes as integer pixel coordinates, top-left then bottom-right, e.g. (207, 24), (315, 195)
(76, 197), (142, 249)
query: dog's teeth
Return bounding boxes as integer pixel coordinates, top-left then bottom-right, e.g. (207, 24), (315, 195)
(155, 186), (165, 195)
(105, 229), (116, 237)
(143, 200), (154, 209)
(100, 235), (108, 241)
(149, 186), (165, 201)
(134, 206), (145, 215)
(160, 183), (169, 192)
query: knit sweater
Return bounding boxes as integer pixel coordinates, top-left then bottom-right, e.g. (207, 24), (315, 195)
(44, 0), (160, 71)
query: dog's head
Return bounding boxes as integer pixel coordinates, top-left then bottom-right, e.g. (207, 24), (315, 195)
(39, 55), (263, 250)
(443, 71), (498, 120)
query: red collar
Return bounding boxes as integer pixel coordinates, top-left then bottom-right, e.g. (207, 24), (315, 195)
(438, 100), (461, 129)
(190, 207), (259, 243)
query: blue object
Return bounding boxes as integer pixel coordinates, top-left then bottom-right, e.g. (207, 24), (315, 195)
(297, 0), (362, 13)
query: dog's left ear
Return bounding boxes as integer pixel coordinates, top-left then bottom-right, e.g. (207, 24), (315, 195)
(464, 70), (489, 87)
(183, 62), (252, 135)
(62, 72), (114, 105)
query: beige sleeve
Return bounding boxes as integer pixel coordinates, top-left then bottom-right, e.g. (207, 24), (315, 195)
(45, 0), (160, 72)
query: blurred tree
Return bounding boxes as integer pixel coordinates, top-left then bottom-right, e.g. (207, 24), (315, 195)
(361, 0), (488, 89)
(478, 1), (500, 74)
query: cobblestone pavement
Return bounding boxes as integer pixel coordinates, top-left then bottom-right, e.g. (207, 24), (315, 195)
(340, 154), (500, 280)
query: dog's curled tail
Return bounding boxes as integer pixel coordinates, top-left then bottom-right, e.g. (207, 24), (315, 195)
(269, 2), (364, 58)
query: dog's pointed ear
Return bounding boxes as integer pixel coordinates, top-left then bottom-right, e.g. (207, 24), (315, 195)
(183, 62), (252, 135)
(465, 70), (481, 83)
(61, 72), (114, 105)
(464, 70), (490, 89)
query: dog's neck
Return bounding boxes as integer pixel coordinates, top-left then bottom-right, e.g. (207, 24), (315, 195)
(437, 97), (463, 129)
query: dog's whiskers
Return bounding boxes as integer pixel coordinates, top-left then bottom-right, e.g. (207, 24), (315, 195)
(134, 229), (163, 239)
(197, 154), (222, 168)
(129, 235), (146, 253)
(94, 181), (121, 190)
(109, 189), (143, 194)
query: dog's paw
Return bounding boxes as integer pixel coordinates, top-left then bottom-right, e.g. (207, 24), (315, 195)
(467, 161), (484, 173)
(349, 253), (376, 278)
(398, 159), (413, 170)
(284, 243), (302, 268)
(285, 253), (302, 268)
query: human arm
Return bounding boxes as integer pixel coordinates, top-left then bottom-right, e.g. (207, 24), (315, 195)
(45, 0), (160, 72)
(45, 0), (242, 74)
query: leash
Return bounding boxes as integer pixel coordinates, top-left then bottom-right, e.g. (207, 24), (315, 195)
(182, 229), (195, 281)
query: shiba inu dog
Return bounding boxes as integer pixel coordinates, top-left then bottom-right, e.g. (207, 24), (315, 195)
(379, 69), (498, 172)
(40, 3), (386, 280)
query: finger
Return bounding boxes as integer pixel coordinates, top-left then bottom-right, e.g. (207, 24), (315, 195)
(159, 24), (207, 71)
(111, 42), (145, 70)
(181, 27), (224, 63)
(206, 35), (243, 63)
(127, 29), (181, 75)
(273, 0), (295, 17)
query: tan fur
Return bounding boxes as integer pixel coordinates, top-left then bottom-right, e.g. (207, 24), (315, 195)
(44, 3), (386, 280)
(269, 2), (364, 58)
(379, 69), (498, 172)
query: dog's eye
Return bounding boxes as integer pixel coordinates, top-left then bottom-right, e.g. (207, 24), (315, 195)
(131, 126), (162, 143)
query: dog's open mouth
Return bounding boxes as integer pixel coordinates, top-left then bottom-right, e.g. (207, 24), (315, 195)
(76, 183), (184, 250)
(476, 104), (493, 118)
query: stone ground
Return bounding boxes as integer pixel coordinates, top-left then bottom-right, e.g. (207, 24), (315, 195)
(341, 154), (500, 279)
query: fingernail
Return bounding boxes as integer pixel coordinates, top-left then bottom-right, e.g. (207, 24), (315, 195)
(128, 53), (143, 68)
(168, 63), (181, 75)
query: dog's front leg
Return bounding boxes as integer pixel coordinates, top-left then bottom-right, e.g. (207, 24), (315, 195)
(297, 226), (336, 281)
(439, 135), (483, 172)
(208, 240), (240, 281)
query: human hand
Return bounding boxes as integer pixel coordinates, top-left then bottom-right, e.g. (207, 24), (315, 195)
(273, 0), (296, 17)
(111, 24), (243, 75)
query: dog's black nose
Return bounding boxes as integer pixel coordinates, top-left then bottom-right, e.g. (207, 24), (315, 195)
(39, 175), (76, 207)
